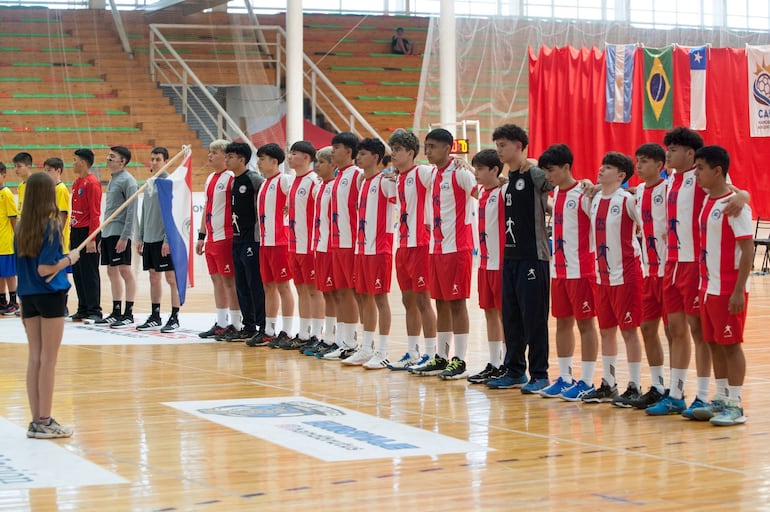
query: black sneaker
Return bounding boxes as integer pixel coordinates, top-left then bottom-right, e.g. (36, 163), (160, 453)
(268, 331), (290, 348)
(315, 342), (339, 358)
(69, 312), (87, 322)
(467, 363), (501, 384)
(414, 355), (448, 376)
(246, 332), (270, 347)
(199, 323), (228, 339)
(110, 315), (134, 329)
(303, 339), (331, 356)
(439, 357), (467, 380)
(629, 386), (666, 410)
(282, 335), (310, 350)
(612, 383), (642, 408)
(160, 317), (180, 333)
(95, 313), (120, 325)
(213, 325), (238, 341)
(296, 335), (319, 352)
(136, 316), (163, 331)
(581, 379), (618, 403)
(218, 328), (256, 342)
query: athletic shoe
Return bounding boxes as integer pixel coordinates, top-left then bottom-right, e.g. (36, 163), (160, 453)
(407, 354), (432, 373)
(83, 314), (103, 324)
(612, 383), (642, 408)
(212, 325), (236, 341)
(709, 402), (747, 426)
(322, 344), (357, 361)
(539, 376), (575, 397)
(246, 332), (271, 347)
(486, 368), (528, 389)
(218, 328), (256, 342)
(136, 316), (163, 331)
(297, 336), (319, 352)
(35, 418), (73, 439)
(387, 352), (422, 371)
(467, 363), (502, 384)
(692, 397), (727, 421)
(282, 336), (310, 350)
(2, 303), (19, 316)
(267, 331), (291, 348)
(682, 397), (709, 419)
(302, 339), (330, 355)
(363, 351), (390, 370)
(645, 395), (687, 416)
(413, 355), (448, 376)
(315, 342), (340, 358)
(110, 315), (134, 329)
(439, 357), (467, 380)
(560, 380), (595, 402)
(628, 386), (666, 410)
(160, 317), (179, 333)
(522, 378), (550, 394)
(27, 421), (39, 439)
(581, 379), (618, 403)
(69, 312), (87, 322)
(341, 346), (374, 366)
(95, 313), (120, 326)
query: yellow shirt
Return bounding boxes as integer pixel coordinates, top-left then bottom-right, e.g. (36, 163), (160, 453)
(55, 182), (71, 252)
(0, 186), (18, 255)
(17, 180), (25, 217)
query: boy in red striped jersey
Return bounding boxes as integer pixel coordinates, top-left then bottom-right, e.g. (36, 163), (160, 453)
(535, 144), (600, 400)
(691, 146), (753, 426)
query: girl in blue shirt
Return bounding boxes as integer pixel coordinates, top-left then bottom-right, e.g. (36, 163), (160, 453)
(15, 172), (80, 439)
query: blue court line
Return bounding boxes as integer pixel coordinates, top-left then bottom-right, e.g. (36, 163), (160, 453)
(592, 493), (645, 506)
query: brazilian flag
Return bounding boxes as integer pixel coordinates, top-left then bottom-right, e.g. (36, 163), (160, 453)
(643, 46), (673, 130)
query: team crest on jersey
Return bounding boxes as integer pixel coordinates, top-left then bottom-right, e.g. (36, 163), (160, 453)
(406, 177), (414, 186)
(269, 183), (276, 190)
(298, 188), (307, 196)
(341, 178), (349, 186)
(370, 185), (378, 194)
(711, 209), (722, 220)
(441, 182), (450, 190)
(654, 194), (664, 205)
(684, 177), (694, 187)
(515, 178), (526, 191)
(239, 185), (247, 194)
(216, 183), (226, 190)
(488, 195), (497, 203)
(566, 199), (577, 209)
(610, 205), (621, 215)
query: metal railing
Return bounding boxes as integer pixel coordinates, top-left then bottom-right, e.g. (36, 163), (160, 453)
(148, 23), (384, 147)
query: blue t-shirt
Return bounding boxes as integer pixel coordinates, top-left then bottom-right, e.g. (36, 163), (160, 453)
(15, 223), (71, 298)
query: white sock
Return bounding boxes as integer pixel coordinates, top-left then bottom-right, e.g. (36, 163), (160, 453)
(324, 316), (336, 343)
(454, 333), (468, 361)
(580, 360), (596, 386)
(229, 309), (243, 330)
(650, 365), (666, 393)
(298, 317), (311, 340)
(266, 317), (277, 336)
(436, 332), (452, 359)
(670, 368), (688, 399)
(727, 385), (743, 403)
(407, 336), (420, 356)
(488, 341), (503, 367)
(311, 317), (324, 338)
(696, 377), (710, 401)
(628, 362), (642, 389)
(715, 378), (729, 399)
(558, 357), (573, 383)
(281, 315), (294, 336)
(216, 308), (228, 327)
(343, 323), (358, 348)
(378, 335), (388, 353)
(363, 330), (375, 351)
(602, 355), (617, 387)
(424, 337), (437, 358)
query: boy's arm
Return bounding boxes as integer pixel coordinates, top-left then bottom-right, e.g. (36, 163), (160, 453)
(730, 238), (754, 314)
(722, 187), (750, 217)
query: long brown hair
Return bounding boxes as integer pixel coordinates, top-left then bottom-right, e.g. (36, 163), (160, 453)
(15, 172), (61, 258)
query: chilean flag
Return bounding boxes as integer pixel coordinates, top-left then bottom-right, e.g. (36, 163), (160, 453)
(155, 147), (194, 305)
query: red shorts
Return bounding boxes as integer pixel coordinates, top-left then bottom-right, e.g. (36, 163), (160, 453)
(700, 293), (748, 345)
(205, 239), (234, 276)
(289, 252), (316, 286)
(478, 268), (502, 310)
(429, 250), (472, 301)
(642, 275), (667, 324)
(595, 281), (642, 330)
(260, 245), (292, 283)
(395, 246), (430, 293)
(354, 253), (392, 295)
(663, 261), (701, 316)
(332, 248), (356, 290)
(551, 277), (596, 320)
(314, 251), (336, 292)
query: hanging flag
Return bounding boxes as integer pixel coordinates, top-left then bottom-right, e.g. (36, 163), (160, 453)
(689, 45), (707, 130)
(155, 146), (194, 305)
(605, 44), (635, 123)
(747, 44), (770, 137)
(643, 46), (674, 130)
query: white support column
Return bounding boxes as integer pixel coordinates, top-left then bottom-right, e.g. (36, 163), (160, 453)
(286, 0), (304, 147)
(439, 0), (456, 135)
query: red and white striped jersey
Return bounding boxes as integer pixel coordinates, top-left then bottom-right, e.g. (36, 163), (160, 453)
(551, 182), (594, 279)
(203, 170), (234, 242)
(396, 164), (432, 248)
(331, 164), (363, 249)
(356, 173), (397, 255)
(584, 188), (642, 286)
(288, 171), (320, 255)
(666, 167), (706, 263)
(257, 172), (293, 247)
(636, 179), (668, 278)
(428, 161), (476, 255)
(313, 179), (334, 253)
(699, 192), (753, 295)
(478, 185), (504, 271)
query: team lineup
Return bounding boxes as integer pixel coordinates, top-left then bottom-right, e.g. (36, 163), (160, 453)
(5, 123), (753, 439)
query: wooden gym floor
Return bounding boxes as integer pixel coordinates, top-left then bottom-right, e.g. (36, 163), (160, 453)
(1, 253), (769, 511)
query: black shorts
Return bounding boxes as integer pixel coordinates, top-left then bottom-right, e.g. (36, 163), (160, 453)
(142, 241), (174, 272)
(21, 290), (68, 319)
(100, 235), (132, 266)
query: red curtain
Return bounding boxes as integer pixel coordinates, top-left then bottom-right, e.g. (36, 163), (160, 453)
(528, 45), (770, 217)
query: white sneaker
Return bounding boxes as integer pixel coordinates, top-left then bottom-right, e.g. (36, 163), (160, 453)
(322, 344), (357, 361)
(407, 354), (432, 373)
(363, 351), (390, 370)
(341, 346), (374, 365)
(387, 351), (422, 370)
